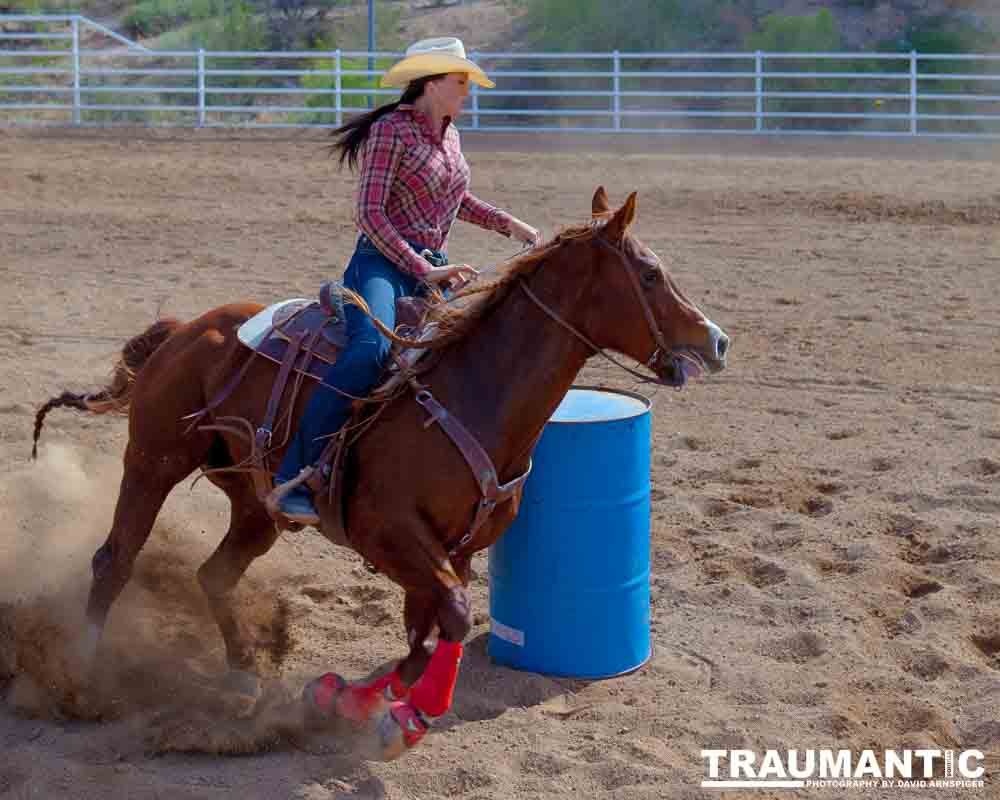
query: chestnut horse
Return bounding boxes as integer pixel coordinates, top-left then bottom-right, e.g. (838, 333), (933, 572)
(33, 188), (729, 758)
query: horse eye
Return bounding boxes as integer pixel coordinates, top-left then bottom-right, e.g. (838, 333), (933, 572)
(641, 267), (660, 287)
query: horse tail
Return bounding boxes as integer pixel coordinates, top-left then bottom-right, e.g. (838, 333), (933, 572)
(32, 317), (182, 459)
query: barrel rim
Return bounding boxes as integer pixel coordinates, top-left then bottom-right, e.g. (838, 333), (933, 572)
(549, 384), (652, 424)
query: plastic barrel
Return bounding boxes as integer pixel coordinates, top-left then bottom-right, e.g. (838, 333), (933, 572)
(487, 386), (652, 678)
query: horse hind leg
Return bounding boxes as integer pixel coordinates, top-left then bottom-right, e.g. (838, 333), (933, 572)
(84, 442), (197, 662)
(196, 473), (279, 696)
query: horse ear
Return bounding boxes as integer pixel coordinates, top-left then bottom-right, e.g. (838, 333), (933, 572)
(592, 186), (611, 216)
(603, 191), (637, 242)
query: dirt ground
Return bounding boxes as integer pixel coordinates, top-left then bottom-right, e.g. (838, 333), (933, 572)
(1, 127), (999, 799)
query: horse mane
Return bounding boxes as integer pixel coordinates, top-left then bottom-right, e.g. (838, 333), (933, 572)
(417, 220), (600, 350)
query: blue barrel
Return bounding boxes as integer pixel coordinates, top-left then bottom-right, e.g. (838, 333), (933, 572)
(488, 386), (651, 678)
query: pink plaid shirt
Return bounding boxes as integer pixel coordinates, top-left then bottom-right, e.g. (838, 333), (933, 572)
(355, 104), (513, 278)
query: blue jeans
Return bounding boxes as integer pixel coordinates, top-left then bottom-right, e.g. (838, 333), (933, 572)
(276, 235), (444, 484)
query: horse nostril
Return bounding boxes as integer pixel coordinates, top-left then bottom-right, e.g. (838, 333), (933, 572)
(717, 334), (729, 360)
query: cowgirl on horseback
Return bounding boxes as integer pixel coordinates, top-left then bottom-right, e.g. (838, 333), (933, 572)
(275, 37), (541, 524)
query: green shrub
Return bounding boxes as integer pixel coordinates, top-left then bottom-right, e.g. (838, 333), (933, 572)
(522, 0), (734, 52)
(899, 15), (1000, 55)
(745, 9), (841, 53)
(122, 0), (189, 38)
(889, 14), (1000, 134)
(297, 53), (396, 124)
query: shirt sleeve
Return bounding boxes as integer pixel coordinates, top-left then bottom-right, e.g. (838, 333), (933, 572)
(458, 191), (514, 236)
(355, 119), (433, 278)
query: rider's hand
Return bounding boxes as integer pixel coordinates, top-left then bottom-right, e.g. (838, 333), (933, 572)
(508, 218), (541, 247)
(424, 264), (479, 292)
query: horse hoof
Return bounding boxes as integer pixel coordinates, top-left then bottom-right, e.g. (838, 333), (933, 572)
(302, 672), (347, 726)
(374, 701), (428, 761)
(224, 669), (261, 699)
(74, 623), (103, 676)
(302, 673), (389, 725)
(222, 670), (261, 718)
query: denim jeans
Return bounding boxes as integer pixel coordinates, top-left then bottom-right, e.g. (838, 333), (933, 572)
(276, 235), (445, 483)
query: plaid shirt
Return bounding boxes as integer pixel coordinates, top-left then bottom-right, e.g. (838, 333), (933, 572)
(355, 104), (513, 278)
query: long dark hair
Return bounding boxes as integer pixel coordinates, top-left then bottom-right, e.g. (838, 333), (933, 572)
(330, 74), (447, 170)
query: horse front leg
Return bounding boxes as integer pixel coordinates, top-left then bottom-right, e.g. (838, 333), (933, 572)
(375, 582), (472, 760)
(301, 589), (438, 726)
(301, 523), (473, 761)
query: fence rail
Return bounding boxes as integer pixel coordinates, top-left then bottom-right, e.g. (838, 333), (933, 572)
(3, 14), (1000, 137)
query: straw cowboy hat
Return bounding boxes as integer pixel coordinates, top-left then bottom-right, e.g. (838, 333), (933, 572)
(381, 37), (495, 89)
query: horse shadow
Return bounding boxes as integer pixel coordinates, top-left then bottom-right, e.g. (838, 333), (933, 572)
(437, 631), (595, 728)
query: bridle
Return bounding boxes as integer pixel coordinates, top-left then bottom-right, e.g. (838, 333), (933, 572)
(516, 234), (703, 387)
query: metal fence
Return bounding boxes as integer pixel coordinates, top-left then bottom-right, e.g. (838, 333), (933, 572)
(3, 14), (1000, 137)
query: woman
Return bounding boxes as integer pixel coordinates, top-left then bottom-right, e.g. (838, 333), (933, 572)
(276, 37), (540, 524)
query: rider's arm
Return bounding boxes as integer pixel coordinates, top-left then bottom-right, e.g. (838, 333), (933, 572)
(355, 119), (434, 279)
(457, 191), (513, 236)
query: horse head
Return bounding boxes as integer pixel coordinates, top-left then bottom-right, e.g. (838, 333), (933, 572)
(572, 186), (730, 387)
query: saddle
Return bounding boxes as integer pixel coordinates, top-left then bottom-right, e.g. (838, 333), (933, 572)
(236, 283), (429, 382)
(183, 283), (431, 543)
(186, 279), (532, 560)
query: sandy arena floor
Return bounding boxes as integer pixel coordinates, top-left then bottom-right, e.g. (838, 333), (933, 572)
(1, 127), (999, 799)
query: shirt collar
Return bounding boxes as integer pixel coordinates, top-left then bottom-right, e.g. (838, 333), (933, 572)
(398, 103), (451, 143)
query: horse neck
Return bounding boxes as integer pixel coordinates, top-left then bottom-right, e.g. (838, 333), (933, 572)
(432, 260), (595, 468)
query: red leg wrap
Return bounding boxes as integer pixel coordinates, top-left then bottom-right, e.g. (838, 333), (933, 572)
(408, 639), (463, 718)
(387, 670), (409, 701)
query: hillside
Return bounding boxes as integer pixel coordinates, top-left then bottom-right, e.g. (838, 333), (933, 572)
(4, 0), (999, 53)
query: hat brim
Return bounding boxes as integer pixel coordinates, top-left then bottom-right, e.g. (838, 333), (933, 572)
(381, 53), (494, 89)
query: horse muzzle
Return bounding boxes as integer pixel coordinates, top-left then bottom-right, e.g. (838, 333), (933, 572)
(704, 320), (730, 368)
(654, 321), (730, 388)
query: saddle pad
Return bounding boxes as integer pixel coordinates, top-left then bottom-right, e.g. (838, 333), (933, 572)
(235, 299), (343, 383)
(237, 299), (312, 349)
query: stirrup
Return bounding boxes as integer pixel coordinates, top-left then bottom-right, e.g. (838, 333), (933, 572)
(265, 466), (316, 519)
(276, 492), (319, 526)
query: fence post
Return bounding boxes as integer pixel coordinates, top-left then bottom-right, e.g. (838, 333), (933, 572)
(335, 49), (342, 127)
(470, 50), (480, 130)
(909, 50), (918, 136)
(197, 49), (205, 127)
(612, 50), (621, 131)
(755, 50), (763, 133)
(71, 15), (81, 125)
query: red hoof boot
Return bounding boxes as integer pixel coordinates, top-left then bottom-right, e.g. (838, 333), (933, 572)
(302, 672), (391, 725)
(375, 701), (429, 761)
(334, 682), (388, 723)
(302, 672), (347, 726)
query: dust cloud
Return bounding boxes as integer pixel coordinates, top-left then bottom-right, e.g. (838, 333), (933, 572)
(0, 443), (318, 755)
